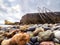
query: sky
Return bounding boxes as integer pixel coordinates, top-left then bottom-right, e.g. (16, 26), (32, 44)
(0, 0), (60, 24)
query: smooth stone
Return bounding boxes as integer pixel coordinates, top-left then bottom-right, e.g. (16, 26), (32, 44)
(27, 27), (36, 32)
(44, 27), (51, 31)
(34, 42), (40, 45)
(54, 31), (60, 40)
(55, 43), (60, 45)
(38, 30), (53, 41)
(26, 43), (31, 45)
(33, 27), (44, 36)
(30, 37), (38, 43)
(53, 38), (60, 43)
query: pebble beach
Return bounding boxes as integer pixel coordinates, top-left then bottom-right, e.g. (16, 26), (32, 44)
(0, 23), (60, 45)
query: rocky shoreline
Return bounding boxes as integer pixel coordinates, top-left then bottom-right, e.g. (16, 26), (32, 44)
(0, 23), (60, 45)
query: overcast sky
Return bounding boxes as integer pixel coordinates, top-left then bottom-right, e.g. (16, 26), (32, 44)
(0, 0), (60, 24)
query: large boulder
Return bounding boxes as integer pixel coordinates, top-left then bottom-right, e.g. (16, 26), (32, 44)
(1, 32), (30, 45)
(1, 39), (11, 45)
(38, 30), (54, 41)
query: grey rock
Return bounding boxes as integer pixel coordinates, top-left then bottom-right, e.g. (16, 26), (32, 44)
(54, 30), (60, 40)
(53, 38), (60, 43)
(38, 30), (53, 41)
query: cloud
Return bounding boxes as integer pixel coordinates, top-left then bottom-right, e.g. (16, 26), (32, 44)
(6, 4), (23, 22)
(0, 0), (60, 24)
(0, 0), (23, 24)
(46, 0), (50, 6)
(8, 0), (15, 2)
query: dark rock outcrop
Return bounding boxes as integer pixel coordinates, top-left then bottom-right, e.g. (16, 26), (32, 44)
(20, 12), (60, 24)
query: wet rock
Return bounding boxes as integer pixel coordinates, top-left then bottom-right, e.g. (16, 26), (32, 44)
(1, 32), (30, 45)
(38, 30), (53, 41)
(55, 43), (60, 45)
(26, 43), (31, 45)
(1, 39), (11, 45)
(0, 31), (5, 35)
(53, 26), (60, 30)
(40, 41), (55, 45)
(33, 27), (44, 36)
(27, 27), (36, 32)
(53, 30), (60, 40)
(42, 24), (48, 28)
(26, 31), (33, 37)
(37, 24), (43, 27)
(3, 30), (19, 38)
(28, 36), (39, 45)
(0, 35), (5, 45)
(44, 27), (51, 31)
(34, 42), (40, 45)
(48, 24), (53, 27)
(28, 41), (33, 45)
(53, 38), (60, 43)
(19, 25), (30, 31)
(30, 37), (38, 43)
(0, 31), (6, 44)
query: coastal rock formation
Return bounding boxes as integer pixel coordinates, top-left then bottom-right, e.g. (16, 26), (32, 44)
(20, 12), (60, 24)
